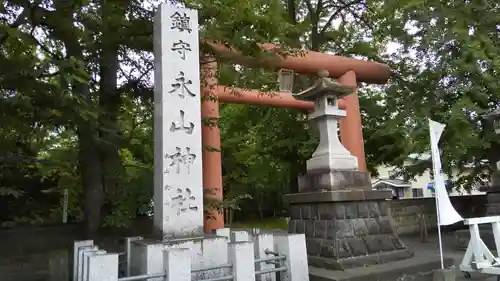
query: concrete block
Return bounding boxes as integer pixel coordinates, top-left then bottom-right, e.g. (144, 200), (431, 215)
(275, 234), (309, 281)
(231, 231), (250, 242)
(125, 236), (142, 277)
(83, 249), (106, 281)
(229, 241), (255, 281)
(87, 253), (119, 281)
(432, 267), (455, 281)
(77, 245), (98, 281)
(214, 228), (231, 238)
(130, 241), (165, 281)
(254, 233), (276, 281)
(164, 248), (191, 281)
(73, 240), (93, 281)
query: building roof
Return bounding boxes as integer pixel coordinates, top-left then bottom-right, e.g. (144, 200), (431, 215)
(372, 179), (411, 188)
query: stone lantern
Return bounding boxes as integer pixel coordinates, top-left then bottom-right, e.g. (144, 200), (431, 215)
(294, 69), (358, 173)
(277, 69), (294, 93)
(284, 70), (413, 270)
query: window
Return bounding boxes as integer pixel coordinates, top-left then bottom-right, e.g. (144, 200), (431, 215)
(397, 187), (405, 198)
(388, 170), (398, 179)
(412, 188), (424, 198)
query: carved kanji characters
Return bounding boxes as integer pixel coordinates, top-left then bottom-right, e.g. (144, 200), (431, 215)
(171, 187), (198, 215)
(169, 71), (195, 98)
(170, 110), (194, 134)
(183, 147), (196, 174)
(171, 40), (191, 60)
(170, 12), (192, 33)
(164, 147), (196, 174)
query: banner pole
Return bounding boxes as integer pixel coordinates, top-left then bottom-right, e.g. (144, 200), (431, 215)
(434, 191), (445, 269)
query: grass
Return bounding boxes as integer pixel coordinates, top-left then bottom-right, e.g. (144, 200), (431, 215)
(229, 217), (288, 230)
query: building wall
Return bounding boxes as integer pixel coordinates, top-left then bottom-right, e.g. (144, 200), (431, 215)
(390, 195), (486, 235)
(374, 164), (486, 198)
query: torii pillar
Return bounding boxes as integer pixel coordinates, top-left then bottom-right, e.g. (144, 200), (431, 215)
(201, 44), (390, 232)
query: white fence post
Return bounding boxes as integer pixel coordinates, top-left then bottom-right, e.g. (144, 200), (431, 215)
(231, 231), (250, 242)
(274, 234), (309, 281)
(77, 245), (98, 281)
(254, 233), (276, 281)
(74, 240), (94, 281)
(229, 241), (255, 281)
(87, 253), (119, 281)
(164, 248), (191, 281)
(215, 228), (231, 238)
(125, 236), (143, 276)
(83, 249), (106, 281)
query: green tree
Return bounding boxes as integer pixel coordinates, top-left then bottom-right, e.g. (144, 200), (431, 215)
(363, 0), (500, 189)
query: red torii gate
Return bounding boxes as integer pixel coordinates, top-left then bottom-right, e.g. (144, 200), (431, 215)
(201, 43), (391, 232)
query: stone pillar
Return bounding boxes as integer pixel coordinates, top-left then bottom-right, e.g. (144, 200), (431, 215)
(153, 4), (204, 238)
(285, 70), (413, 270)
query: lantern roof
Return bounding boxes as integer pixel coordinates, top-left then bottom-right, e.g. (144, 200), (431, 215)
(293, 69), (355, 102)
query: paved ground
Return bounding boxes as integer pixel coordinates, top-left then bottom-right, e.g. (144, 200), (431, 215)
(309, 232), (499, 281)
(401, 232), (497, 281)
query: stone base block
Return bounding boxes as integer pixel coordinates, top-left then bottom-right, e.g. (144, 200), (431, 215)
(284, 190), (392, 205)
(298, 171), (372, 192)
(309, 256), (455, 281)
(308, 248), (413, 270)
(287, 194), (412, 270)
(306, 154), (358, 173)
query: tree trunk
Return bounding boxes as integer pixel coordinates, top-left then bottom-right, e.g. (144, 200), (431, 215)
(64, 34), (105, 239)
(78, 120), (105, 238)
(72, 78), (104, 238)
(258, 192), (264, 220)
(98, 0), (125, 205)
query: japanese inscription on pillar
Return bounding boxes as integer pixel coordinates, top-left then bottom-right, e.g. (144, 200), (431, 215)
(153, 4), (203, 238)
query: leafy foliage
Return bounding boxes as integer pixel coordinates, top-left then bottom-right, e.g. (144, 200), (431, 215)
(1, 0), (498, 233)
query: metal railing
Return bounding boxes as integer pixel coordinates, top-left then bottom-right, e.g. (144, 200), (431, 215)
(77, 239), (288, 281)
(255, 267), (287, 276)
(117, 262), (234, 281)
(192, 263), (233, 273)
(118, 272), (166, 281)
(256, 249), (287, 280)
(115, 252), (287, 281)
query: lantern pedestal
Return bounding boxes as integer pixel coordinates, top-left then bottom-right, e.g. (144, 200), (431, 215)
(284, 70), (413, 270)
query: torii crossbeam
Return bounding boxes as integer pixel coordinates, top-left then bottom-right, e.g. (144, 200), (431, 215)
(201, 42), (391, 232)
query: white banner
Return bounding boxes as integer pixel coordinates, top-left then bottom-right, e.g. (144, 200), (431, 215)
(429, 119), (463, 226)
